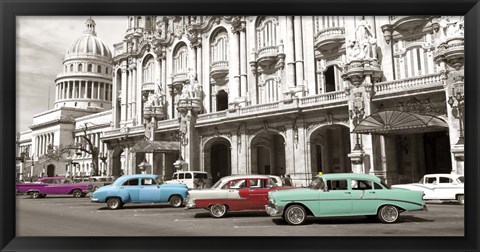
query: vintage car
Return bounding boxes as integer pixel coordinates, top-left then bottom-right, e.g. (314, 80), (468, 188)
(16, 176), (94, 198)
(391, 173), (464, 205)
(89, 176), (116, 191)
(265, 173), (427, 225)
(185, 174), (293, 218)
(165, 171), (209, 189)
(91, 174), (188, 210)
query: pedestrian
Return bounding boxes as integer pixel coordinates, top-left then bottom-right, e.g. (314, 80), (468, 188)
(280, 175), (285, 185)
(284, 174), (293, 186)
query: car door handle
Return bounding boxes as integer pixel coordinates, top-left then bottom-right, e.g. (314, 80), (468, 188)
(345, 192), (351, 194)
(369, 191), (376, 194)
(229, 190), (235, 192)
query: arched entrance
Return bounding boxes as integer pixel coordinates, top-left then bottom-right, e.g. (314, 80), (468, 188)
(46, 164), (55, 177)
(310, 125), (351, 175)
(353, 110), (451, 183)
(251, 131), (285, 175)
(204, 137), (231, 185)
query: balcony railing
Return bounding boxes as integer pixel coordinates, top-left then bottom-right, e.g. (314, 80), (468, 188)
(374, 73), (443, 96)
(172, 72), (188, 85)
(257, 45), (279, 58)
(315, 27), (345, 40)
(238, 101), (280, 115)
(197, 110), (228, 121)
(299, 90), (348, 106)
(157, 118), (179, 129)
(103, 128), (121, 137)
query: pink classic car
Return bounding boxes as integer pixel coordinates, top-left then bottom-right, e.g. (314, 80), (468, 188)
(16, 176), (94, 198)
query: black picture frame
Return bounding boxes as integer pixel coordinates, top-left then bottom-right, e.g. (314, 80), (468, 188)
(1, 0), (479, 251)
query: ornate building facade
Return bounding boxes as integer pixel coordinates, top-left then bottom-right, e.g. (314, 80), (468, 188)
(17, 16), (465, 187)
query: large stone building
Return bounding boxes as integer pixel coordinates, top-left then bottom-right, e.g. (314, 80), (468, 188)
(17, 16), (465, 187)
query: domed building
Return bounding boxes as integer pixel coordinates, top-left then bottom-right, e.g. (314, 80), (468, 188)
(16, 18), (113, 180)
(55, 17), (113, 110)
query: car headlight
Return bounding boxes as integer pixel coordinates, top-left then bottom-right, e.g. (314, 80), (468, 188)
(269, 197), (275, 205)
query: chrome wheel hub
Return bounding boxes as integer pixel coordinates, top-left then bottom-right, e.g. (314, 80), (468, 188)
(287, 207), (305, 224)
(382, 206), (398, 222)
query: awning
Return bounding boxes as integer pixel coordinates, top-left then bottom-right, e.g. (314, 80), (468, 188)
(130, 140), (180, 153)
(353, 110), (448, 135)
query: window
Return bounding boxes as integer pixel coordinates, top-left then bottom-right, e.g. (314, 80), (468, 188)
(229, 179), (247, 189)
(426, 177), (437, 184)
(78, 64), (83, 72)
(179, 173), (185, 179)
(97, 65), (102, 73)
(172, 174), (178, 180)
(351, 180), (372, 190)
(326, 179), (348, 190)
(185, 173), (192, 179)
(173, 44), (188, 74)
(439, 177), (452, 183)
(210, 29), (228, 63)
(41, 179), (53, 184)
(88, 64), (93, 72)
(123, 179), (139, 186)
(194, 173), (208, 179)
(457, 176), (464, 183)
(314, 16), (345, 33)
(308, 177), (325, 190)
(373, 182), (384, 190)
(256, 17), (278, 49)
(249, 179), (267, 188)
(141, 178), (155, 185)
(143, 56), (155, 83)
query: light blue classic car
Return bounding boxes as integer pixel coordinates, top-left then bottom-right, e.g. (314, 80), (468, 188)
(266, 173), (427, 225)
(91, 174), (188, 210)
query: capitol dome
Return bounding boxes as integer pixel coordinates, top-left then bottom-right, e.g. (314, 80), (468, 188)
(55, 17), (113, 111)
(65, 17), (112, 59)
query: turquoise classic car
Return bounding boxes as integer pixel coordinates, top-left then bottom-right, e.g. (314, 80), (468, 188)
(265, 173), (427, 225)
(91, 174), (188, 210)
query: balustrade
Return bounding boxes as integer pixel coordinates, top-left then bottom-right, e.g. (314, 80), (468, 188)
(374, 73), (442, 95)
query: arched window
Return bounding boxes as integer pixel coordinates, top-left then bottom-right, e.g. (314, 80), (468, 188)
(70, 64), (74, 72)
(88, 64), (93, 72)
(105, 67), (109, 74)
(143, 56), (155, 83)
(97, 65), (102, 73)
(173, 43), (188, 74)
(78, 64), (83, 72)
(256, 17), (278, 50)
(210, 28), (228, 63)
(65, 66), (68, 73)
(393, 34), (436, 79)
(314, 16), (345, 34)
(216, 90), (228, 112)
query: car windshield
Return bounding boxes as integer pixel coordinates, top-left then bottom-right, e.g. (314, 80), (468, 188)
(211, 180), (223, 189)
(457, 176), (464, 183)
(308, 177), (325, 190)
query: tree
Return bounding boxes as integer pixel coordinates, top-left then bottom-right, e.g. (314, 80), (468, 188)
(44, 123), (100, 176)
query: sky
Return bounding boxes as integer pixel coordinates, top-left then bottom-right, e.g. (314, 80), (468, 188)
(16, 16), (127, 132)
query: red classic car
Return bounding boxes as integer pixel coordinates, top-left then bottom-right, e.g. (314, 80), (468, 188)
(16, 176), (94, 198)
(185, 174), (294, 218)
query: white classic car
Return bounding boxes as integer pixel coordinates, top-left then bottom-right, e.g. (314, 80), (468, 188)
(391, 174), (464, 205)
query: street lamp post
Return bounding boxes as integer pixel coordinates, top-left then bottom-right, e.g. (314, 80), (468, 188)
(99, 152), (107, 175)
(447, 81), (464, 145)
(349, 106), (365, 151)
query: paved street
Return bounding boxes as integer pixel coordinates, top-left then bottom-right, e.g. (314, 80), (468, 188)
(16, 195), (464, 236)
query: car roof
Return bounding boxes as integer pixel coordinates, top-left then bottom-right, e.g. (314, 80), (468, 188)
(113, 174), (158, 184)
(423, 173), (463, 177)
(174, 171), (207, 174)
(219, 174), (272, 182)
(318, 173), (382, 182)
(38, 176), (66, 180)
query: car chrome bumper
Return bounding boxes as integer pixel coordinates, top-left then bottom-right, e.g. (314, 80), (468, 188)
(423, 204), (428, 211)
(90, 197), (99, 202)
(184, 201), (196, 210)
(265, 205), (283, 217)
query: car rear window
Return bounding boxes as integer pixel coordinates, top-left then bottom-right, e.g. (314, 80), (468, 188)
(123, 179), (139, 186)
(185, 173), (192, 179)
(439, 177), (452, 183)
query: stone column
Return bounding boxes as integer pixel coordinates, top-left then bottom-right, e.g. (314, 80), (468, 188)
(240, 26), (247, 101)
(177, 97), (202, 171)
(286, 16), (296, 88)
(131, 65), (137, 122)
(229, 29), (240, 107)
(121, 66), (128, 123)
(294, 16), (304, 87)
